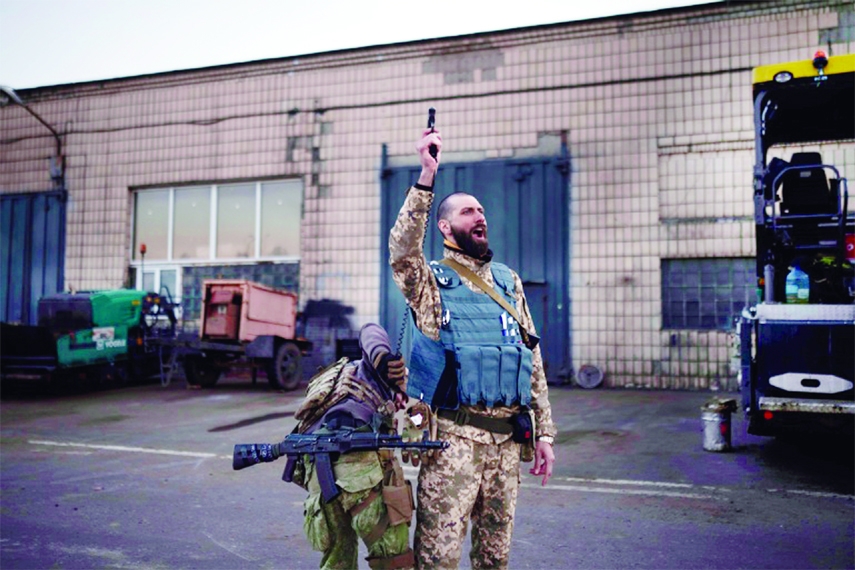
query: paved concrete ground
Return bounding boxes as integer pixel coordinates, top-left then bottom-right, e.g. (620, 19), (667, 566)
(1, 376), (852, 569)
(545, 385), (854, 496)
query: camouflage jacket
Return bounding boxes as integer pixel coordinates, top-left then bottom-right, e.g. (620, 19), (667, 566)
(389, 186), (556, 444)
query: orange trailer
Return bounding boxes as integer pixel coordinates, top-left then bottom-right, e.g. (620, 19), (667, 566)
(168, 280), (311, 391)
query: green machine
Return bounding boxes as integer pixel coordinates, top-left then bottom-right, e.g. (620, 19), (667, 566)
(1, 289), (176, 385)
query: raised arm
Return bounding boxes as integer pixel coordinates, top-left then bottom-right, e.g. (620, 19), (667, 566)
(388, 129), (444, 340)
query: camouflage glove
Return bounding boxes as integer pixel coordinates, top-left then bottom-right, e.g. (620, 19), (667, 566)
(400, 400), (436, 467)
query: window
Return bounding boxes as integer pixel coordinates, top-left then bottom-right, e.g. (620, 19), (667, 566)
(133, 190), (169, 260)
(217, 183), (256, 258)
(261, 181), (302, 257)
(134, 266), (179, 300)
(132, 179), (303, 263)
(173, 186), (211, 260)
(662, 258), (755, 330)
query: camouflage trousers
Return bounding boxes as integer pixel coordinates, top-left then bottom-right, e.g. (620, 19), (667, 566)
(414, 432), (521, 570)
(303, 452), (414, 570)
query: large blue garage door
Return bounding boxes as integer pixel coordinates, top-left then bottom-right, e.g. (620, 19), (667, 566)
(380, 155), (571, 382)
(1, 190), (66, 325)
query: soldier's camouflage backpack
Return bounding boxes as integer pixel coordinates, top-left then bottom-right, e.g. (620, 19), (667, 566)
(294, 357), (395, 435)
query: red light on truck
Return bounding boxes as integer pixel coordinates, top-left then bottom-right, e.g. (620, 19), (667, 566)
(763, 411), (774, 421)
(813, 50), (828, 70)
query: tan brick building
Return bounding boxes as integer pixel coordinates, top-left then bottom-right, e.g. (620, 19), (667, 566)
(1, 0), (852, 388)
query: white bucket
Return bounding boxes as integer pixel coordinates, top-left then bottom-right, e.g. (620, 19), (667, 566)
(701, 398), (737, 452)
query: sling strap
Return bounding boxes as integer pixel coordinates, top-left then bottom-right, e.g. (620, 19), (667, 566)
(438, 258), (538, 350)
(367, 549), (415, 570)
(363, 511), (390, 546)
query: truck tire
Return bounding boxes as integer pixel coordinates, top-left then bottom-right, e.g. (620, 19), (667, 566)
(268, 342), (302, 391)
(184, 356), (222, 388)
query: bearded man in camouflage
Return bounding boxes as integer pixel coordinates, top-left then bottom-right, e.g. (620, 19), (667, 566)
(389, 127), (556, 569)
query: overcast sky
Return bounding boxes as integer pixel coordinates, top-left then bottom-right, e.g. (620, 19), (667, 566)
(0, 0), (717, 90)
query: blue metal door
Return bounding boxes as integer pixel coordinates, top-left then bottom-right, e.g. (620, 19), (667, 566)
(1, 191), (66, 325)
(380, 153), (571, 381)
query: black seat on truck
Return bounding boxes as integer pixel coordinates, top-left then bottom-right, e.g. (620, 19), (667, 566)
(779, 152), (838, 215)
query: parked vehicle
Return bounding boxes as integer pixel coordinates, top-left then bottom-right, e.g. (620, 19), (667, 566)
(739, 51), (855, 437)
(0, 289), (175, 386)
(160, 280), (312, 391)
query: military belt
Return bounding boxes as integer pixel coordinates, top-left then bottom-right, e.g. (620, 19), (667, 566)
(437, 408), (514, 434)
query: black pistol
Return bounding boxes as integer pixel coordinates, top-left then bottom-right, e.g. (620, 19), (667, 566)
(427, 107), (438, 159)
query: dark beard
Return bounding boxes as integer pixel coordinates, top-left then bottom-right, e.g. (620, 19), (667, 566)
(451, 225), (489, 259)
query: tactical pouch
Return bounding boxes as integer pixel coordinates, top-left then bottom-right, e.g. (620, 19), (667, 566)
(511, 408), (533, 444)
(381, 480), (414, 527)
(512, 408), (536, 463)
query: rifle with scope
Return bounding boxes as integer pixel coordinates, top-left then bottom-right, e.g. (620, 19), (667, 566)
(233, 430), (448, 501)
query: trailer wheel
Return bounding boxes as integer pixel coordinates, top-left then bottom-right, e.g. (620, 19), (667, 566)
(184, 356), (222, 388)
(269, 342), (302, 391)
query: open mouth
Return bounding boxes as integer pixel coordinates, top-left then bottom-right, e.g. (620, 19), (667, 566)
(472, 226), (487, 240)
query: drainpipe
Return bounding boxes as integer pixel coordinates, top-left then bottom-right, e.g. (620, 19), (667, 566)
(0, 85), (65, 191)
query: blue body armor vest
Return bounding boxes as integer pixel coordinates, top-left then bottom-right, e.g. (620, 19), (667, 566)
(407, 260), (533, 409)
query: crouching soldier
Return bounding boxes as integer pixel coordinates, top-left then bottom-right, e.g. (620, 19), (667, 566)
(289, 323), (415, 570)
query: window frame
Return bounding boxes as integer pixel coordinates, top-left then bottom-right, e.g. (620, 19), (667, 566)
(130, 179), (303, 266)
(132, 264), (184, 319)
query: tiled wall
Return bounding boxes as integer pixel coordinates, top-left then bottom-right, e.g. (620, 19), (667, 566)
(1, 0), (852, 389)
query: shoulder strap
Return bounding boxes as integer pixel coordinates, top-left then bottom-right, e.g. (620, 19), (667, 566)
(438, 258), (537, 350)
(439, 258), (521, 321)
